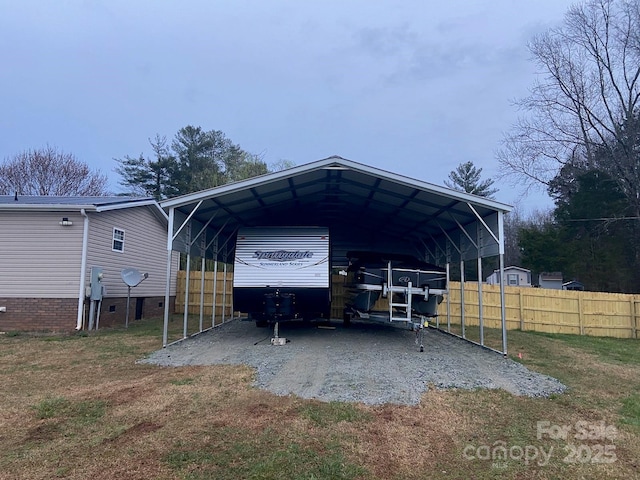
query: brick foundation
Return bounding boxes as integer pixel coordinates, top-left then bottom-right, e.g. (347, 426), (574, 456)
(93, 296), (175, 329)
(0, 296), (176, 333)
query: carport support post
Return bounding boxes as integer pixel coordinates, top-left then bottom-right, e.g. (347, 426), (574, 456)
(477, 255), (484, 346)
(212, 259), (218, 328)
(199, 256), (205, 333)
(460, 260), (466, 339)
(222, 259), (228, 323)
(163, 207), (175, 347)
(183, 250), (191, 339)
(446, 263), (451, 333)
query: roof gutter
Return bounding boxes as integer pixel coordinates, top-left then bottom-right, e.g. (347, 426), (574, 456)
(76, 208), (90, 330)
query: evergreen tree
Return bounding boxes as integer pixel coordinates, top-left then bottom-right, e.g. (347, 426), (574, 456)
(520, 167), (639, 292)
(115, 126), (268, 199)
(444, 161), (498, 197)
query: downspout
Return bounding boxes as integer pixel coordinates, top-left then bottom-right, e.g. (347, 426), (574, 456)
(76, 209), (90, 330)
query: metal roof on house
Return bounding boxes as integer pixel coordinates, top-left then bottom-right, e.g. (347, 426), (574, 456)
(0, 195), (167, 220)
(0, 195), (151, 206)
(160, 156), (512, 265)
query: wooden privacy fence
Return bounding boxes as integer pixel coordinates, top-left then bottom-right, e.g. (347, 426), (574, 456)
(447, 281), (640, 339)
(176, 270), (235, 318)
(176, 272), (640, 339)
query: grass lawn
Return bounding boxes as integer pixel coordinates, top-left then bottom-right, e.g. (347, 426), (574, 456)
(0, 318), (638, 479)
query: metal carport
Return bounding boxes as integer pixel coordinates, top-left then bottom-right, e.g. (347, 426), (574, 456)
(160, 156), (513, 353)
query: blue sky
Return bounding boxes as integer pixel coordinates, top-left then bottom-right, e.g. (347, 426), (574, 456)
(0, 0), (575, 211)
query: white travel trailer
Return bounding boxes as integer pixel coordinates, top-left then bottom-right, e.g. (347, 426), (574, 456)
(233, 227), (331, 327)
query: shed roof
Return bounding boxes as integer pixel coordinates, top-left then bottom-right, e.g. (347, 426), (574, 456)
(539, 272), (563, 281)
(161, 156), (512, 265)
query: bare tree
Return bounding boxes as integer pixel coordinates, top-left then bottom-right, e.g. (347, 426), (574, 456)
(498, 0), (640, 210)
(502, 206), (524, 267)
(0, 146), (109, 196)
(270, 159), (296, 171)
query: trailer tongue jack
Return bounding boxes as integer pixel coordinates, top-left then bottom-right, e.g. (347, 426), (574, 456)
(270, 322), (287, 345)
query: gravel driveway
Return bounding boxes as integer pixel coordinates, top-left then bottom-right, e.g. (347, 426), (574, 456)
(141, 318), (566, 405)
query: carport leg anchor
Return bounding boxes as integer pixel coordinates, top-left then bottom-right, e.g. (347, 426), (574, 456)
(271, 321), (287, 346)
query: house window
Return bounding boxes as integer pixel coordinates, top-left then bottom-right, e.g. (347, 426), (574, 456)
(112, 228), (125, 252)
(507, 273), (519, 286)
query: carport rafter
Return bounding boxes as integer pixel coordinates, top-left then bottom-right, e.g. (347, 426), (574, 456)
(399, 198), (467, 238)
(330, 174), (475, 218)
(210, 197), (247, 227)
(191, 175), (328, 218)
(249, 187), (267, 207)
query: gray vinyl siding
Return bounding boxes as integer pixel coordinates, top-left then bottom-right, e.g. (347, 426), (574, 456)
(86, 207), (177, 298)
(0, 211), (84, 297)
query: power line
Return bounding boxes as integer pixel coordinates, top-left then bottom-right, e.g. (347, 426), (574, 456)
(566, 216), (640, 222)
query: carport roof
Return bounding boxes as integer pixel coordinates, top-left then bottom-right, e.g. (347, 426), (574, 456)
(160, 156), (512, 263)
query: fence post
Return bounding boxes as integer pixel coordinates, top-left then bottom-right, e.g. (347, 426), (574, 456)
(578, 295), (585, 336)
(631, 296), (637, 340)
(519, 290), (524, 331)
(176, 271), (184, 312)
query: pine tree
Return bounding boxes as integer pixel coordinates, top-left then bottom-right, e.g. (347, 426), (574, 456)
(444, 161), (498, 197)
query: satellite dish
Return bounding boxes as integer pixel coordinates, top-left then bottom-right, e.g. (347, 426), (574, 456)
(121, 268), (147, 287)
(121, 268), (149, 328)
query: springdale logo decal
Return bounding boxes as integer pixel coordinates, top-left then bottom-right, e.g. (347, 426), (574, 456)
(253, 250), (314, 262)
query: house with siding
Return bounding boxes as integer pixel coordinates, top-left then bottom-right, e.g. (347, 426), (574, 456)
(486, 266), (532, 287)
(0, 195), (177, 332)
